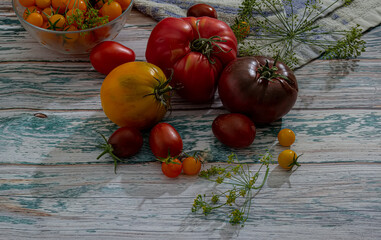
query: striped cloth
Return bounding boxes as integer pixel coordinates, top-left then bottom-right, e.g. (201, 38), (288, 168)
(133, 0), (381, 67)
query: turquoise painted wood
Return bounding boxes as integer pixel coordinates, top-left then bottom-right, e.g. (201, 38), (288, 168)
(0, 0), (380, 239)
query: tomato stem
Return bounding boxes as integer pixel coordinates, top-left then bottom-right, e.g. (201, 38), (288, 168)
(257, 60), (291, 83)
(287, 153), (302, 171)
(96, 132), (122, 174)
(143, 75), (173, 110)
(190, 20), (231, 64)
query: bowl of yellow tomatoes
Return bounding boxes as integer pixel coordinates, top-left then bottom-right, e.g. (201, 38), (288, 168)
(12, 0), (134, 54)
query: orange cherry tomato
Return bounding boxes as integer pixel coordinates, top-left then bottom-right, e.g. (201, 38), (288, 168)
(237, 21), (250, 36)
(182, 156), (202, 175)
(26, 12), (44, 27)
(65, 8), (84, 27)
(48, 14), (66, 30)
(115, 0), (131, 11)
(101, 1), (122, 22)
(51, 0), (68, 14)
(277, 128), (296, 147)
(35, 0), (51, 9)
(63, 25), (79, 43)
(41, 7), (55, 22)
(23, 6), (42, 20)
(19, 0), (36, 7)
(41, 21), (49, 29)
(67, 0), (87, 12)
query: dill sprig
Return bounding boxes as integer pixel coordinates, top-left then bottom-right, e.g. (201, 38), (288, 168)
(192, 152), (273, 226)
(233, 0), (366, 68)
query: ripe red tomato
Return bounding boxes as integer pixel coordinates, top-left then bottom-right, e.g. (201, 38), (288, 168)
(146, 17), (237, 103)
(90, 41), (136, 75)
(218, 56), (298, 124)
(187, 4), (218, 18)
(182, 155), (202, 175)
(149, 123), (183, 159)
(212, 113), (256, 148)
(161, 158), (183, 178)
(97, 127), (143, 173)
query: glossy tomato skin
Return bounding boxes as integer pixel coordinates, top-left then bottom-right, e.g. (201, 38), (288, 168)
(187, 4), (218, 18)
(108, 127), (143, 157)
(212, 113), (256, 148)
(277, 128), (296, 147)
(100, 62), (170, 130)
(162, 159), (183, 178)
(149, 123), (183, 159)
(218, 56), (298, 124)
(90, 41), (135, 75)
(182, 156), (202, 175)
(278, 149), (299, 170)
(172, 52), (223, 102)
(146, 17), (237, 103)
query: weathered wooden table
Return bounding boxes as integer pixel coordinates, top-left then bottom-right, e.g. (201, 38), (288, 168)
(1, 1), (380, 239)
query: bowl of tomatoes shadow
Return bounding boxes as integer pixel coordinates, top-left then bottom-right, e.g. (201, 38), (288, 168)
(13, 0), (134, 54)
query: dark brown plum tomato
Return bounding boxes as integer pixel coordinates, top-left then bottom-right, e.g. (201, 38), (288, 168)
(97, 126), (143, 173)
(149, 122), (183, 159)
(212, 113), (256, 148)
(186, 3), (218, 18)
(218, 56), (298, 124)
(107, 127), (143, 157)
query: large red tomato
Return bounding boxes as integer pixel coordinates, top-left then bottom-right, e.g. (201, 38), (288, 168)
(145, 17), (237, 103)
(218, 56), (298, 124)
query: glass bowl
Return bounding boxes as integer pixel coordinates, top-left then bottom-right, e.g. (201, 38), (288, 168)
(12, 0), (134, 54)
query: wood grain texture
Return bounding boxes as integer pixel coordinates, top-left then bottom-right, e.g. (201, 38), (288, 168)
(0, 109), (380, 165)
(0, 0), (380, 239)
(0, 163), (380, 239)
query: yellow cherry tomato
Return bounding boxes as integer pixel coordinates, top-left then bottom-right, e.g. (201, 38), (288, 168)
(278, 149), (301, 170)
(277, 128), (296, 147)
(100, 62), (171, 130)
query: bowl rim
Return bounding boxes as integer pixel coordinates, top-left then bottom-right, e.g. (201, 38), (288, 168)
(12, 0), (135, 34)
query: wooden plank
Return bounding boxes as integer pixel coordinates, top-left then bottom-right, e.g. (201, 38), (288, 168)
(0, 56), (380, 110)
(0, 163), (380, 239)
(0, 109), (380, 165)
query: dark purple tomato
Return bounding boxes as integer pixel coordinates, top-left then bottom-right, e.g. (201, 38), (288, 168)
(107, 127), (143, 157)
(97, 127), (143, 173)
(218, 56), (298, 124)
(212, 113), (256, 148)
(186, 3), (218, 18)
